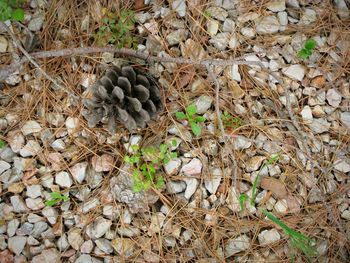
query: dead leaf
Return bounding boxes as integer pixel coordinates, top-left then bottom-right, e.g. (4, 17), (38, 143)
(260, 177), (288, 199)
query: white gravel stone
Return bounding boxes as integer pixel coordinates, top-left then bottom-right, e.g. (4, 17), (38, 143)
(166, 29), (188, 45)
(195, 95), (213, 114)
(91, 154), (114, 172)
(256, 16), (280, 34)
(206, 20), (219, 36)
(21, 120), (42, 135)
(8, 236), (27, 256)
(206, 7), (228, 21)
(55, 171), (73, 188)
(70, 162), (88, 183)
(164, 158), (181, 175)
(340, 112), (350, 129)
(19, 140), (41, 157)
(232, 136), (252, 150)
(225, 234), (251, 256)
(301, 106), (313, 124)
(28, 15), (44, 31)
(166, 180), (186, 194)
(42, 207), (58, 224)
(123, 135), (142, 153)
(7, 219), (20, 237)
(89, 217), (112, 239)
(326, 88), (342, 108)
(68, 228), (84, 250)
(308, 118), (330, 134)
(223, 19), (235, 32)
(267, 0), (286, 12)
(50, 139), (65, 151)
(79, 198), (100, 213)
(241, 27), (255, 38)
(334, 158), (350, 173)
(57, 234), (69, 251)
(172, 0), (187, 17)
(183, 178), (198, 199)
(0, 160), (11, 175)
(282, 64), (306, 81)
(341, 210), (350, 220)
(11, 195), (29, 213)
(95, 238), (113, 254)
(209, 32), (230, 50)
(31, 248), (60, 263)
(26, 197), (45, 210)
(80, 240), (94, 253)
(65, 117), (79, 135)
(245, 156), (265, 172)
(0, 36), (8, 52)
(226, 187), (241, 212)
(229, 64), (241, 82)
(204, 167), (222, 194)
(26, 185), (42, 198)
(182, 158), (202, 176)
(274, 199), (288, 213)
(299, 8), (317, 25)
(148, 212), (166, 235)
(258, 229), (281, 245)
(278, 11), (288, 26)
(8, 131), (25, 153)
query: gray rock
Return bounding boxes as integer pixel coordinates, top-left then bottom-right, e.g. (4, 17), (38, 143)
(0, 147), (15, 162)
(334, 158), (350, 173)
(0, 160), (10, 175)
(241, 27), (255, 38)
(163, 158), (181, 175)
(206, 6), (228, 21)
(326, 89), (342, 108)
(299, 8), (317, 25)
(0, 35), (8, 52)
(87, 217), (112, 239)
(225, 235), (251, 256)
(68, 228), (84, 250)
(168, 124), (192, 141)
(28, 15), (45, 31)
(50, 139), (65, 151)
(183, 178), (198, 199)
(95, 238), (113, 254)
(194, 95), (213, 114)
(123, 135), (142, 154)
(7, 219), (20, 237)
(166, 29), (188, 45)
(267, 0), (286, 12)
(204, 167), (222, 194)
(206, 20), (219, 36)
(26, 197), (45, 210)
(8, 132), (25, 153)
(209, 32), (230, 50)
(70, 162), (88, 183)
(55, 171), (73, 188)
(166, 180), (186, 194)
(182, 158), (202, 176)
(21, 120), (42, 135)
(42, 207), (58, 224)
(258, 229), (281, 245)
(65, 117), (79, 135)
(80, 240), (94, 254)
(223, 19), (235, 32)
(31, 248), (60, 263)
(26, 185), (42, 198)
(57, 234), (69, 251)
(255, 16), (280, 34)
(340, 112), (350, 129)
(16, 222), (33, 236)
(10, 196), (29, 213)
(8, 236), (27, 256)
(301, 106), (313, 124)
(282, 64), (306, 81)
(31, 221), (48, 238)
(308, 186), (325, 203)
(172, 0), (187, 17)
(245, 156), (265, 172)
(308, 118), (330, 134)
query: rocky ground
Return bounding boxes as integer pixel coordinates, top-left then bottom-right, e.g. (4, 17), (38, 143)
(0, 0), (350, 262)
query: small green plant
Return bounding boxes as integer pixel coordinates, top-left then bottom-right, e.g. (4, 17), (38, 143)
(298, 39), (317, 59)
(0, 0), (25, 22)
(175, 104), (206, 137)
(262, 209), (318, 259)
(221, 110), (243, 130)
(95, 9), (137, 49)
(45, 192), (69, 207)
(124, 142), (177, 192)
(203, 9), (212, 19)
(0, 139), (6, 149)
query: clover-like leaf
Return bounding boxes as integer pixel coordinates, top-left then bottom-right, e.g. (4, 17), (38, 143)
(298, 49), (310, 59)
(11, 8), (24, 21)
(194, 116), (206, 123)
(191, 122), (202, 137)
(50, 192), (63, 199)
(45, 199), (58, 207)
(304, 39), (316, 50)
(175, 111), (187, 120)
(186, 104), (197, 117)
(0, 139), (6, 149)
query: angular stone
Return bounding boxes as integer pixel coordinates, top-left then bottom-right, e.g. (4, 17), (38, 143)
(282, 64), (306, 81)
(256, 16), (280, 34)
(225, 235), (250, 256)
(8, 236), (27, 256)
(70, 162), (88, 183)
(21, 120), (42, 135)
(182, 158), (202, 176)
(258, 229), (281, 245)
(55, 171), (73, 188)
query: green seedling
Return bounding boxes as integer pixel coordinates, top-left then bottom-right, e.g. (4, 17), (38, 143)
(45, 192), (69, 207)
(0, 0), (25, 22)
(124, 142), (177, 192)
(95, 9), (137, 49)
(175, 104), (206, 137)
(0, 139), (6, 149)
(298, 39), (317, 59)
(221, 111), (243, 130)
(262, 209), (318, 259)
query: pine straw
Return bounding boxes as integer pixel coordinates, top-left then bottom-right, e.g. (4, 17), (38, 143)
(1, 0), (350, 262)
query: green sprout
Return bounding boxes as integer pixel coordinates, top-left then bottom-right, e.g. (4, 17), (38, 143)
(0, 0), (25, 22)
(262, 209), (318, 259)
(175, 104), (206, 137)
(298, 39), (317, 59)
(0, 139), (6, 149)
(94, 9), (137, 49)
(45, 192), (69, 207)
(221, 111), (243, 130)
(124, 142), (177, 192)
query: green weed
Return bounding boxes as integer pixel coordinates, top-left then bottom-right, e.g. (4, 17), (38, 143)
(221, 110), (242, 130)
(175, 104), (206, 137)
(298, 39), (316, 59)
(45, 192), (69, 207)
(262, 209), (318, 259)
(95, 9), (137, 49)
(0, 139), (6, 149)
(0, 0), (24, 22)
(124, 141), (177, 192)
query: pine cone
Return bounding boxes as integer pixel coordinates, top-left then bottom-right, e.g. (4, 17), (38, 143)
(82, 65), (163, 133)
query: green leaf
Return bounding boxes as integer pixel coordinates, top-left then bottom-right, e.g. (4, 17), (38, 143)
(45, 200), (58, 207)
(175, 111), (187, 120)
(169, 152), (177, 159)
(239, 194), (248, 211)
(62, 195), (69, 201)
(50, 192), (63, 199)
(124, 156), (132, 164)
(131, 144), (139, 151)
(191, 122), (202, 137)
(194, 116), (206, 123)
(0, 139), (6, 149)
(159, 144), (167, 154)
(163, 157), (170, 164)
(186, 104), (197, 117)
(298, 49), (310, 59)
(133, 182), (143, 192)
(11, 8), (24, 21)
(250, 175), (260, 205)
(304, 39), (316, 50)
(155, 176), (164, 189)
(171, 139), (177, 147)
